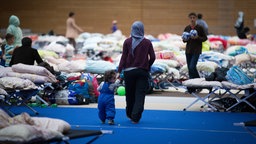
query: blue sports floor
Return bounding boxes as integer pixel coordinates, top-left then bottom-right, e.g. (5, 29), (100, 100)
(10, 106), (256, 144)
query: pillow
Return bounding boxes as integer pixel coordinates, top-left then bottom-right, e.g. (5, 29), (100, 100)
(11, 63), (57, 82)
(32, 117), (71, 133)
(0, 124), (63, 143)
(182, 78), (222, 87)
(167, 67), (180, 79)
(0, 111), (35, 129)
(58, 60), (86, 73)
(0, 77), (38, 90)
(0, 67), (12, 78)
(221, 81), (256, 90)
(6, 72), (55, 83)
(249, 54), (256, 62)
(180, 61), (218, 73)
(154, 59), (179, 68)
(11, 112), (35, 125)
(85, 60), (116, 74)
(0, 124), (43, 143)
(235, 53), (251, 65)
(0, 109), (11, 129)
(0, 88), (7, 95)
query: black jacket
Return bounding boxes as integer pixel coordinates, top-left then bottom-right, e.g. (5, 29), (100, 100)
(10, 37), (43, 66)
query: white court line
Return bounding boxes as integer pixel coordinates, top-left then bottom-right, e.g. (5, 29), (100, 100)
(70, 124), (248, 134)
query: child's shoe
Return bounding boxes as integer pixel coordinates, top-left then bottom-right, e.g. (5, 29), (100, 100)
(108, 119), (115, 125)
(131, 120), (139, 124)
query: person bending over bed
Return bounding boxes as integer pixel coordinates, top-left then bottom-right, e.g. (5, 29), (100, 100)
(10, 37), (43, 66)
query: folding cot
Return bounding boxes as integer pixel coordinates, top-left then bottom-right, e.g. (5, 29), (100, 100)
(182, 78), (256, 112)
(0, 108), (111, 144)
(182, 78), (223, 111)
(149, 65), (179, 92)
(0, 81), (62, 117)
(36, 82), (64, 106)
(220, 81), (256, 111)
(42, 129), (109, 144)
(234, 119), (256, 138)
(238, 60), (256, 79)
(0, 88), (40, 116)
(0, 129), (110, 144)
(151, 69), (179, 91)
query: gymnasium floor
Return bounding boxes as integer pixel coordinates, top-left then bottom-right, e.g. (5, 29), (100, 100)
(8, 87), (256, 144)
(59, 87), (239, 112)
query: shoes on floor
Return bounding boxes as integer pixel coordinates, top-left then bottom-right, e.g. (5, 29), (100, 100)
(186, 88), (196, 94)
(195, 88), (203, 93)
(108, 119), (115, 125)
(131, 120), (139, 124)
(127, 115), (132, 120)
(186, 88), (202, 94)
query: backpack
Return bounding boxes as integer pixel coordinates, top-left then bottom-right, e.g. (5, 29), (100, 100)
(226, 66), (253, 85)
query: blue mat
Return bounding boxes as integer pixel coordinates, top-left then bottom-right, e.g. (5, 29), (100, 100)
(9, 107), (256, 144)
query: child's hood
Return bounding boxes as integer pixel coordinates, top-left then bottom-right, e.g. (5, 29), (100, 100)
(9, 15), (20, 27)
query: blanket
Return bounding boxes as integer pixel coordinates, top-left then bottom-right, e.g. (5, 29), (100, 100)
(0, 109), (70, 143)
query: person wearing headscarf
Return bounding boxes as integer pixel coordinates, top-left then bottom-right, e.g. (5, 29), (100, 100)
(111, 20), (118, 33)
(6, 15), (23, 47)
(118, 21), (155, 124)
(10, 37), (43, 66)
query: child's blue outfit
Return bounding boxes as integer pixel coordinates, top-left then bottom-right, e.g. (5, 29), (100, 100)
(97, 82), (116, 123)
(4, 44), (15, 67)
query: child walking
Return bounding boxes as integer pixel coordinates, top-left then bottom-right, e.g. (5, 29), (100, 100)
(97, 70), (119, 125)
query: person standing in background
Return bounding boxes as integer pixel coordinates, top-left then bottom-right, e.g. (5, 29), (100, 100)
(182, 12), (207, 93)
(6, 15), (23, 47)
(118, 21), (155, 124)
(65, 12), (83, 53)
(196, 13), (209, 35)
(234, 11), (250, 39)
(111, 20), (118, 33)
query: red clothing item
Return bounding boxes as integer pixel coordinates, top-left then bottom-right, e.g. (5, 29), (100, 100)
(103, 56), (113, 63)
(118, 37), (155, 72)
(208, 37), (228, 49)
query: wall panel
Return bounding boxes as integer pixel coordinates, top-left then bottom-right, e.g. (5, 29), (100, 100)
(0, 0), (255, 37)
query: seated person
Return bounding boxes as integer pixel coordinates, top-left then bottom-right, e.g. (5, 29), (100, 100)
(10, 37), (43, 66)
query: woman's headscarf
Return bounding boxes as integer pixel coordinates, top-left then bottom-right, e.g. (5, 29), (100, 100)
(131, 21), (144, 55)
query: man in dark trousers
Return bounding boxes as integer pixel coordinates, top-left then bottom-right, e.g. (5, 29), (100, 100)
(182, 12), (208, 93)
